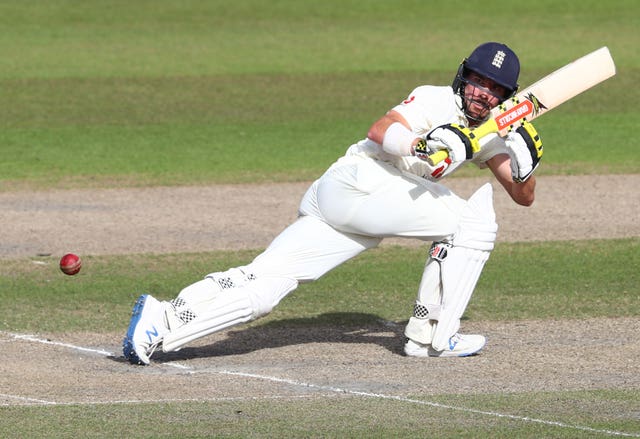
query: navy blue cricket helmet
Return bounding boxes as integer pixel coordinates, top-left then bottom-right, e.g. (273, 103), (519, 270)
(452, 42), (520, 104)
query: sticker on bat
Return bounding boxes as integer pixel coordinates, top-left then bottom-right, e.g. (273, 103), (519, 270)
(495, 100), (534, 131)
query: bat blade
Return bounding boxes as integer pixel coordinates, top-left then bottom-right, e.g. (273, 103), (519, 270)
(493, 46), (616, 135)
(426, 46), (616, 165)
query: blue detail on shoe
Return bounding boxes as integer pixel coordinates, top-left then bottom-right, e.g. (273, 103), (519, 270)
(122, 294), (148, 365)
(145, 326), (159, 343)
(448, 338), (458, 351)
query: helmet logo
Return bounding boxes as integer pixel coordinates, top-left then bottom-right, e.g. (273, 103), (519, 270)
(491, 51), (506, 68)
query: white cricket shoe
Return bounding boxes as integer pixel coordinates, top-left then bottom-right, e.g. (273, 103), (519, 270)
(122, 294), (171, 365)
(404, 333), (486, 358)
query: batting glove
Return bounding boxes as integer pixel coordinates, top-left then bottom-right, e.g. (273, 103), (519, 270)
(505, 121), (543, 182)
(425, 124), (481, 163)
(413, 138), (433, 162)
(414, 138), (459, 180)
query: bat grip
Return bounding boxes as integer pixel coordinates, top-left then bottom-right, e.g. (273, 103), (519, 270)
(426, 150), (449, 166)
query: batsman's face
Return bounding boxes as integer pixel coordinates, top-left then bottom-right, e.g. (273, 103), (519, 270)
(464, 72), (507, 121)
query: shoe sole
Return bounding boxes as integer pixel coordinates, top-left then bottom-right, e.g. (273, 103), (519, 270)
(431, 341), (486, 357)
(405, 340), (486, 358)
(122, 294), (148, 365)
(453, 349), (482, 357)
(406, 348), (483, 358)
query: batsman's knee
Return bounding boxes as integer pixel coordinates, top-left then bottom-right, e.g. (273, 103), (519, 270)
(245, 276), (298, 318)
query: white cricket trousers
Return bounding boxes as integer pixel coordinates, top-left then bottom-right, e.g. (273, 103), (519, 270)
(165, 156), (471, 352)
(245, 155), (467, 282)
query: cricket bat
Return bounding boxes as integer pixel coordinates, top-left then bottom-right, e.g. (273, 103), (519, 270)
(426, 46), (616, 165)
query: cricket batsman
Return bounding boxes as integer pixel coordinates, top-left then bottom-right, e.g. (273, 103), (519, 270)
(123, 42), (543, 364)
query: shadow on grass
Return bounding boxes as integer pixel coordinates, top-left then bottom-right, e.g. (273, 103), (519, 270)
(151, 312), (408, 363)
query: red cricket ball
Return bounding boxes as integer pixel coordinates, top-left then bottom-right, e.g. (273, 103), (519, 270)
(60, 253), (82, 275)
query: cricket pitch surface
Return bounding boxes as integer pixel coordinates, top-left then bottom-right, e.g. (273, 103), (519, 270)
(1, 175), (638, 425)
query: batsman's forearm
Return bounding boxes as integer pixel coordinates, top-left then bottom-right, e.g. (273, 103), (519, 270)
(509, 176), (536, 206)
(368, 111), (412, 145)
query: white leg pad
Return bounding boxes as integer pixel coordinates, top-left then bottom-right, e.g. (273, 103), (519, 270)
(430, 245), (491, 351)
(166, 268), (255, 329)
(405, 183), (497, 351)
(404, 258), (441, 345)
(162, 276), (297, 352)
(205, 267), (255, 290)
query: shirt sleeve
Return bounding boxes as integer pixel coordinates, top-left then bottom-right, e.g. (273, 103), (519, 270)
(391, 86), (463, 136)
(394, 86), (510, 168)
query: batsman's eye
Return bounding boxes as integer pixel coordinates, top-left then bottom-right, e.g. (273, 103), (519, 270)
(467, 73), (507, 97)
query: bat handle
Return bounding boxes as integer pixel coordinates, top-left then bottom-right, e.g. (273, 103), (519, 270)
(426, 150), (449, 166)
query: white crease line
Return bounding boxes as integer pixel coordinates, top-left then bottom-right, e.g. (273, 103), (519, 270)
(164, 361), (193, 370)
(0, 393), (56, 405)
(217, 370), (640, 438)
(9, 333), (113, 357)
(4, 331), (193, 372)
(4, 331), (639, 437)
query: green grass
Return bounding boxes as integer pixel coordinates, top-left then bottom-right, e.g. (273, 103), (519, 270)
(0, 0), (635, 79)
(1, 389), (637, 438)
(1, 239), (637, 333)
(0, 1), (638, 438)
(0, 0), (638, 189)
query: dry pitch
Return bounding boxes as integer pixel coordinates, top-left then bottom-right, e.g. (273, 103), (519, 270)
(1, 175), (639, 429)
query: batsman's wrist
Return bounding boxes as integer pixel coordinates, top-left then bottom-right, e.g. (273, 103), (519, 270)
(382, 122), (418, 156)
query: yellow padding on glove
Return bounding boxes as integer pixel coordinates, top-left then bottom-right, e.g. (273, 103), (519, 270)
(518, 121), (543, 159)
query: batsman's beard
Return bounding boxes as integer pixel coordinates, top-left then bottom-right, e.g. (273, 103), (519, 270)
(464, 97), (492, 123)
